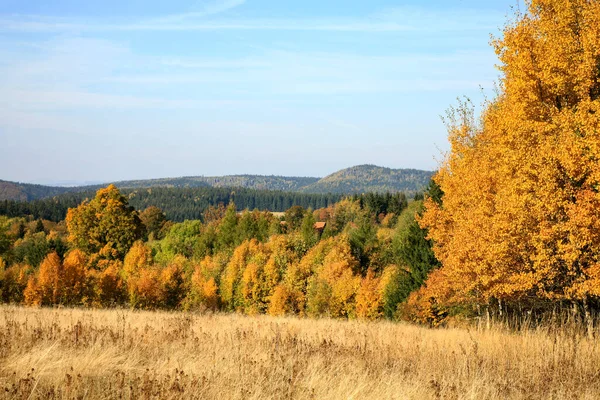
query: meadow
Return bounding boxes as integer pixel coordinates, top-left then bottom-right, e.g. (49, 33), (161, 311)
(1, 305), (599, 399)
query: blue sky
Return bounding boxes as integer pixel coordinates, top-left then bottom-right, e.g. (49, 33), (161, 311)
(0, 0), (514, 185)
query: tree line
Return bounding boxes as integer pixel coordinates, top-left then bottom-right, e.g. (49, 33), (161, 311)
(0, 184), (439, 321)
(0, 187), (344, 223)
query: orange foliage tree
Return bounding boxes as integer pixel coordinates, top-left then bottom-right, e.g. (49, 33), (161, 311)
(420, 0), (600, 318)
(356, 269), (383, 320)
(61, 249), (89, 305)
(24, 252), (62, 306)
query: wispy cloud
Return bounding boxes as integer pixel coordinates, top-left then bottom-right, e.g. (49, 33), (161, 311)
(0, 6), (503, 34)
(0, 33), (497, 114)
(161, 58), (270, 69)
(143, 0), (246, 24)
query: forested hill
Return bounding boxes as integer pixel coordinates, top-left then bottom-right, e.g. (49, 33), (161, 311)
(0, 165), (433, 201)
(300, 165), (433, 194)
(0, 180), (76, 202)
(109, 175), (319, 191)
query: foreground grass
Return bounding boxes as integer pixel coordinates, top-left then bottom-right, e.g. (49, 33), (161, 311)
(0, 306), (599, 399)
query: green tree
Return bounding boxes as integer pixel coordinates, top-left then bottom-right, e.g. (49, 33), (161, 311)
(387, 179), (442, 310)
(301, 209), (318, 247)
(285, 206), (305, 231)
(348, 215), (378, 274)
(12, 232), (49, 267)
(0, 216), (11, 255)
(33, 219), (45, 234)
(217, 203), (239, 250)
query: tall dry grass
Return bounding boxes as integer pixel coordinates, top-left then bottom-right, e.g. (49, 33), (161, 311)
(0, 305), (599, 399)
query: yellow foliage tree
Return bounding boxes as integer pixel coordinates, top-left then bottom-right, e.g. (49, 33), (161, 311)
(220, 239), (266, 311)
(306, 237), (360, 318)
(420, 0), (600, 314)
(285, 237), (337, 315)
(239, 247), (271, 314)
(1, 262), (31, 303)
(187, 256), (222, 311)
(356, 270), (383, 320)
(66, 185), (143, 260)
(122, 241), (153, 280)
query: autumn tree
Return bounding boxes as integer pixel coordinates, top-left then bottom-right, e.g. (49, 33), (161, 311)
(122, 241), (153, 280)
(0, 262), (31, 303)
(186, 256), (223, 311)
(420, 0), (600, 319)
(220, 239), (266, 311)
(90, 260), (126, 306)
(203, 203), (227, 224)
(356, 270), (383, 320)
(61, 249), (89, 305)
(284, 237), (337, 314)
(306, 237), (360, 318)
(66, 185), (144, 260)
(139, 206), (168, 240)
(24, 252), (62, 306)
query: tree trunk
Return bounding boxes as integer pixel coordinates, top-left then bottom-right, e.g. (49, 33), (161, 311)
(583, 296), (593, 339)
(498, 298), (503, 318)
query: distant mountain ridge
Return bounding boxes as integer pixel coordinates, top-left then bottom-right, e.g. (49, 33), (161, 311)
(0, 180), (79, 202)
(108, 175), (319, 192)
(0, 165), (434, 201)
(299, 165), (433, 194)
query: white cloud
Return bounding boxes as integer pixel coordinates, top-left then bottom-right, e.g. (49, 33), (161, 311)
(0, 5), (503, 34)
(142, 0), (246, 24)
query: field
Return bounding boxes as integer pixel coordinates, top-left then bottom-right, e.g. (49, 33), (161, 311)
(1, 306), (599, 399)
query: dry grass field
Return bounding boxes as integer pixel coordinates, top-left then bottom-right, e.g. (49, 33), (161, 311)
(1, 306), (599, 399)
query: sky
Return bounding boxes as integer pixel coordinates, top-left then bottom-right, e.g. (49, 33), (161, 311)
(0, 0), (516, 185)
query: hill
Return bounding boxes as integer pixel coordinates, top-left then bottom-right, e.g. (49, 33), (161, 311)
(0, 180), (76, 202)
(300, 165), (433, 194)
(109, 175), (318, 191)
(0, 165), (433, 201)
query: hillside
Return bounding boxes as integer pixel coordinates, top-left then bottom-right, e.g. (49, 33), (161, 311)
(110, 175), (319, 191)
(0, 180), (75, 202)
(300, 165), (433, 194)
(0, 165), (433, 201)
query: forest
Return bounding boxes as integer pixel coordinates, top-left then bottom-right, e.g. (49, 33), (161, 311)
(0, 187), (344, 223)
(0, 185), (423, 320)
